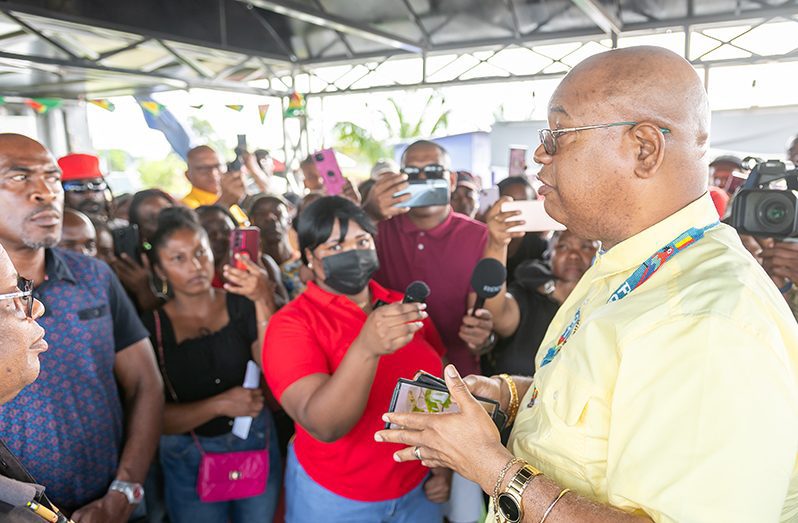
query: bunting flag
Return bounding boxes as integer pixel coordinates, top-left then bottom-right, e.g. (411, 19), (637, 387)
(258, 104), (270, 124)
(89, 99), (115, 111)
(139, 100), (165, 117)
(25, 98), (62, 114)
(284, 92), (306, 117)
(0, 96), (5, 105)
(226, 104), (244, 112)
(190, 104), (205, 110)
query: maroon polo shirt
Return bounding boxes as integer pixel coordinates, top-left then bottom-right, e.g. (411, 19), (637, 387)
(374, 210), (488, 376)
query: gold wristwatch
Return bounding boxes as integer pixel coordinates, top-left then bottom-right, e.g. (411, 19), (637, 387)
(497, 464), (540, 522)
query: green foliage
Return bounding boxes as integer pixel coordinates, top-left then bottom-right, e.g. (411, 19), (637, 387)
(138, 152), (189, 195)
(188, 116), (229, 158)
(97, 149), (130, 172)
(333, 92), (450, 166)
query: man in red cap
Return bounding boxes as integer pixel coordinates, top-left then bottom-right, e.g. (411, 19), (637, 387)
(57, 153), (116, 224)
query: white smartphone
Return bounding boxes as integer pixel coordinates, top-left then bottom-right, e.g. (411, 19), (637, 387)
(501, 200), (566, 233)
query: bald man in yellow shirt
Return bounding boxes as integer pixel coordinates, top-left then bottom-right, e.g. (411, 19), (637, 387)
(182, 145), (249, 225)
(377, 46), (798, 523)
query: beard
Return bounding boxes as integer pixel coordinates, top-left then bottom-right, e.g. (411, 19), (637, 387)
(22, 233), (59, 250)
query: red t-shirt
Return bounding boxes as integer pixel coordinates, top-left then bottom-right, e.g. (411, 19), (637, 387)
(262, 280), (445, 501)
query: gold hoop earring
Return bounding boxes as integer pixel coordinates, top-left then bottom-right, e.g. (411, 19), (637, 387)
(161, 279), (169, 296)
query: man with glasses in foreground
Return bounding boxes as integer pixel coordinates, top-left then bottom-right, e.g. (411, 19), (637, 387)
(0, 133), (164, 522)
(376, 46), (798, 522)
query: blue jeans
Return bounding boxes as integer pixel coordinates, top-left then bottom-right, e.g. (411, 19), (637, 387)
(284, 445), (443, 523)
(159, 412), (281, 523)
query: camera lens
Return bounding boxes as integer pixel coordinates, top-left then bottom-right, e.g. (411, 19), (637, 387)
(315, 153), (324, 162)
(327, 170), (335, 177)
(763, 201), (788, 225)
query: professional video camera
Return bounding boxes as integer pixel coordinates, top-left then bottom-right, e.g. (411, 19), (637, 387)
(730, 159), (798, 238)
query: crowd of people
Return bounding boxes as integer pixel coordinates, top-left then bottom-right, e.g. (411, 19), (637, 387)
(0, 44), (796, 523)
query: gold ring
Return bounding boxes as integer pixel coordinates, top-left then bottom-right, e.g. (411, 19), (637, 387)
(414, 446), (422, 460)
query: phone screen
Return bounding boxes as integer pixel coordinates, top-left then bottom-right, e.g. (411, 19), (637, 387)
(508, 147), (528, 177)
(386, 379), (498, 429)
(393, 179), (450, 208)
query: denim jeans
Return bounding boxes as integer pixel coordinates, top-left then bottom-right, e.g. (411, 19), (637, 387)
(159, 412), (281, 523)
(284, 445), (443, 523)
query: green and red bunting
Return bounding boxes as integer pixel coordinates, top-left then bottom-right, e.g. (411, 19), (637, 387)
(25, 98), (62, 114)
(258, 104), (269, 124)
(226, 104), (244, 112)
(89, 99), (115, 111)
(139, 100), (165, 117)
(283, 92), (305, 118)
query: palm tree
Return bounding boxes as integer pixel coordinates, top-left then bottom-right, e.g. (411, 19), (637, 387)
(333, 92), (450, 165)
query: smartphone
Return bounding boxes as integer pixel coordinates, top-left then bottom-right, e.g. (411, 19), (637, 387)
(313, 148), (346, 196)
(386, 378), (504, 429)
(501, 200), (566, 233)
(112, 224), (141, 264)
(479, 186), (500, 211)
(227, 134), (248, 172)
(229, 227), (260, 270)
(508, 146), (528, 177)
(393, 179), (450, 208)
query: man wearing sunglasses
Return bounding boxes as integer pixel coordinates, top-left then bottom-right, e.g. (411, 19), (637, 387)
(0, 133), (163, 522)
(365, 140), (493, 378)
(57, 153), (122, 227)
(375, 46), (798, 522)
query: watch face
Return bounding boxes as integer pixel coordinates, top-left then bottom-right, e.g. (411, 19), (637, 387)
(498, 493), (521, 522)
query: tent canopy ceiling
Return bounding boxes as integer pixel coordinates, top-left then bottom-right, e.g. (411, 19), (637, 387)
(0, 0), (796, 98)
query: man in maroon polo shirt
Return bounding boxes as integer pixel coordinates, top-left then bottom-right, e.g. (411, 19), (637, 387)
(365, 140), (493, 376)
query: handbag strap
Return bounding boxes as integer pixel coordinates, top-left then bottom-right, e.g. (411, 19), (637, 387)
(152, 310), (270, 455)
(153, 310), (206, 455)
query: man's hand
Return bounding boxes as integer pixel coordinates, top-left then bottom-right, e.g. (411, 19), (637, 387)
(218, 170), (246, 207)
(375, 365), (511, 492)
(362, 172), (411, 221)
(71, 491), (133, 523)
(459, 308), (494, 354)
(760, 240), (798, 289)
(424, 467), (453, 503)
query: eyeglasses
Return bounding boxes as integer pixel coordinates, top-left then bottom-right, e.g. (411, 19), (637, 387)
(192, 164), (227, 175)
(62, 180), (108, 193)
(538, 121), (671, 155)
(400, 164), (446, 180)
(0, 277), (34, 319)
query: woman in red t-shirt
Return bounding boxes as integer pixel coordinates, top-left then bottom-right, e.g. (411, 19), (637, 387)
(263, 196), (450, 522)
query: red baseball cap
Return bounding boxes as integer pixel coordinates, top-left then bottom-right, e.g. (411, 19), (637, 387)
(58, 153), (104, 182)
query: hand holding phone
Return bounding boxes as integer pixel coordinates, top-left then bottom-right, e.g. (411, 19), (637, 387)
(112, 224), (141, 263)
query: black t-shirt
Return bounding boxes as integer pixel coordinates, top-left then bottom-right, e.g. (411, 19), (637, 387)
(141, 294), (257, 437)
(506, 233), (548, 286)
(481, 260), (559, 377)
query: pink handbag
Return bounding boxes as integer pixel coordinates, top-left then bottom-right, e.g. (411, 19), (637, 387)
(154, 311), (270, 503)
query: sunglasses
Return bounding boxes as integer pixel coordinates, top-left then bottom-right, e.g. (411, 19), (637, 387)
(400, 164), (446, 180)
(0, 277), (34, 319)
(538, 121), (671, 156)
(62, 180), (108, 193)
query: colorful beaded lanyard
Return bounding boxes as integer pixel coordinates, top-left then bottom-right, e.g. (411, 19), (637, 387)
(538, 221), (720, 369)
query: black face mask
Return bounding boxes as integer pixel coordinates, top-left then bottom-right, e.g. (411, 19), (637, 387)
(320, 249), (379, 295)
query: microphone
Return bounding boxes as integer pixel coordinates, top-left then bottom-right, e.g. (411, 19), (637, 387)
(403, 280), (430, 304)
(470, 258), (506, 316)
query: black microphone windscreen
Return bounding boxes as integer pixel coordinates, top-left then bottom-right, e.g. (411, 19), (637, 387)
(403, 280), (431, 303)
(470, 258), (507, 300)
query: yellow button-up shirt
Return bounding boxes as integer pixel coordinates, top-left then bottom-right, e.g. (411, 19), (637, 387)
(181, 186), (249, 225)
(506, 194), (798, 522)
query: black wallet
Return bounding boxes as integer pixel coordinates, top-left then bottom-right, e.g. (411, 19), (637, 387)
(385, 370), (508, 430)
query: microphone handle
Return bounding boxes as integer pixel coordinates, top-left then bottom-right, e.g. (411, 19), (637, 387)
(472, 297), (486, 316)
